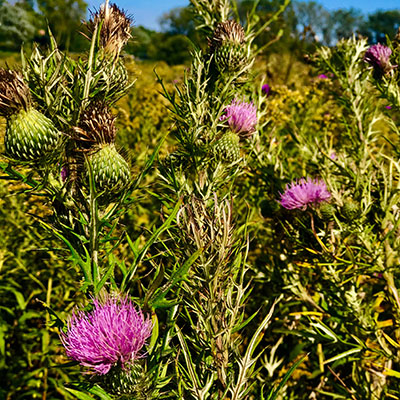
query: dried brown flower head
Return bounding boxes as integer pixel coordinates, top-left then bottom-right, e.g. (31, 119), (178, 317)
(0, 69), (31, 117)
(73, 103), (117, 148)
(86, 3), (133, 56)
(209, 20), (245, 52)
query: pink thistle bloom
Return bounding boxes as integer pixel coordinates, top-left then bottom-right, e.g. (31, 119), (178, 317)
(221, 98), (257, 138)
(60, 294), (152, 375)
(262, 84), (271, 96)
(364, 44), (394, 74)
(279, 177), (331, 210)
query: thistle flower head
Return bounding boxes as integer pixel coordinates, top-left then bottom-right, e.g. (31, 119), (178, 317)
(0, 69), (31, 117)
(209, 20), (245, 51)
(60, 294), (152, 375)
(262, 84), (271, 96)
(364, 44), (394, 74)
(86, 2), (133, 56)
(220, 98), (257, 138)
(74, 103), (117, 148)
(279, 177), (331, 210)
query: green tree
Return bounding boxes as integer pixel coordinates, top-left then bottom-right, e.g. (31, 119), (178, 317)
(36, 0), (87, 50)
(328, 8), (364, 43)
(160, 6), (203, 46)
(292, 1), (331, 43)
(361, 10), (400, 43)
(0, 1), (37, 50)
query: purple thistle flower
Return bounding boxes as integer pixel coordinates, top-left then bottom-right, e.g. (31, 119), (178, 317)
(220, 98), (257, 138)
(60, 294), (152, 375)
(262, 84), (271, 96)
(61, 165), (68, 182)
(364, 44), (394, 74)
(279, 177), (331, 210)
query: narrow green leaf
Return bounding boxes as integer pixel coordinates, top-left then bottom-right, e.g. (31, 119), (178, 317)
(266, 354), (308, 400)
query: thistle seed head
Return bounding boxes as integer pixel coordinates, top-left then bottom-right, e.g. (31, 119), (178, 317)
(209, 20), (245, 52)
(74, 103), (117, 147)
(0, 69), (31, 117)
(86, 3), (133, 56)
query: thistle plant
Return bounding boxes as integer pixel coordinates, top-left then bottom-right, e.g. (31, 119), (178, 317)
(0, 2), (172, 398)
(156, 0), (296, 398)
(249, 33), (400, 398)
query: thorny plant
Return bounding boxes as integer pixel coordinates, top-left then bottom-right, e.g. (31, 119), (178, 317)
(0, 0), (293, 399)
(6, 0), (400, 399)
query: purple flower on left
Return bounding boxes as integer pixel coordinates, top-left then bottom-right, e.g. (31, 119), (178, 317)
(60, 294), (152, 375)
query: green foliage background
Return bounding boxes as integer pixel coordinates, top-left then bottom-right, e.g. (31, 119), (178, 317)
(1, 0), (400, 399)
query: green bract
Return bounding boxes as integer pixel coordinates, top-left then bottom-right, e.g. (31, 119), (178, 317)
(5, 108), (61, 162)
(89, 143), (130, 192)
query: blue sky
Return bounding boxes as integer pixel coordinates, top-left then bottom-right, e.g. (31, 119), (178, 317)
(87, 0), (400, 30)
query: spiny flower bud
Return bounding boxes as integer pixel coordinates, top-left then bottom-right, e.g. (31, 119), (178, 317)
(100, 364), (150, 398)
(86, 3), (133, 57)
(214, 131), (240, 162)
(89, 143), (131, 192)
(209, 20), (248, 72)
(319, 202), (336, 221)
(74, 103), (117, 147)
(94, 57), (130, 102)
(74, 104), (131, 193)
(341, 199), (360, 221)
(0, 69), (61, 162)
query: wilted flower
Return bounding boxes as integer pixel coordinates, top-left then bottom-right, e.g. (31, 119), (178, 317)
(86, 3), (133, 57)
(209, 20), (245, 51)
(279, 177), (331, 210)
(209, 20), (248, 72)
(60, 294), (152, 375)
(221, 98), (257, 138)
(364, 44), (394, 75)
(262, 84), (271, 96)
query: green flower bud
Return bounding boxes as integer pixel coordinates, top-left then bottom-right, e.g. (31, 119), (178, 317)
(214, 131), (240, 162)
(319, 202), (336, 221)
(89, 144), (130, 193)
(5, 108), (61, 162)
(341, 199), (360, 221)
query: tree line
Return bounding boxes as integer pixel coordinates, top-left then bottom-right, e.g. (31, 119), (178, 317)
(0, 0), (399, 64)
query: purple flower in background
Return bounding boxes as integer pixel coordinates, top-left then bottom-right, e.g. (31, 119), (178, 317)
(60, 294), (152, 375)
(279, 177), (331, 210)
(221, 98), (257, 138)
(318, 74), (328, 79)
(61, 165), (68, 182)
(262, 83), (271, 96)
(364, 44), (394, 74)
(386, 105), (392, 110)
